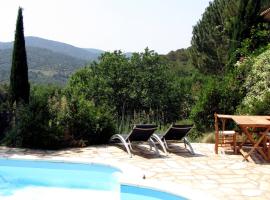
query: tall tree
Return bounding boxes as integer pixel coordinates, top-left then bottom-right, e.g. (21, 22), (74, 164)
(230, 0), (261, 54)
(10, 7), (30, 104)
(190, 0), (239, 75)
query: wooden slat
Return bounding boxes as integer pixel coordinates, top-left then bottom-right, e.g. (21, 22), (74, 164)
(232, 116), (270, 126)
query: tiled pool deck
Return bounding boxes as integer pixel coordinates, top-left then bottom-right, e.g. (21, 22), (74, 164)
(0, 143), (269, 200)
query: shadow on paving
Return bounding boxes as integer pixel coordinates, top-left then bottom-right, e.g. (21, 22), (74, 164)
(112, 143), (206, 159)
(222, 146), (270, 165)
(112, 144), (167, 159)
(164, 144), (206, 158)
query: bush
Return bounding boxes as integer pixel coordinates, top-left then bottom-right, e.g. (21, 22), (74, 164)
(3, 84), (117, 149)
(190, 77), (221, 132)
(64, 97), (116, 145)
(190, 70), (246, 135)
(237, 47), (270, 114)
(3, 85), (66, 149)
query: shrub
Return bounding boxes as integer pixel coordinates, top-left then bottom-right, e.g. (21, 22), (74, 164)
(237, 47), (270, 114)
(190, 77), (221, 132)
(64, 97), (116, 145)
(3, 85), (66, 149)
(3, 84), (117, 149)
(190, 70), (245, 135)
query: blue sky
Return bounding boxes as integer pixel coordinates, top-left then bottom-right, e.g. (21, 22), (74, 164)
(0, 0), (211, 54)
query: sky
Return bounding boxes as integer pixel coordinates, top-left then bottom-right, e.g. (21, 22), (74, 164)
(0, 0), (211, 54)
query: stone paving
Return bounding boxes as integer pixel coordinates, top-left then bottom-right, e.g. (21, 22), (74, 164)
(0, 143), (270, 200)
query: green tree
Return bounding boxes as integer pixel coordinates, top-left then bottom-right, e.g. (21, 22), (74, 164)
(67, 49), (183, 132)
(190, 0), (239, 74)
(191, 0), (269, 75)
(229, 0), (262, 61)
(10, 7), (30, 105)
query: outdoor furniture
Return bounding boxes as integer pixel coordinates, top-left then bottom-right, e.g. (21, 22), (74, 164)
(151, 124), (195, 155)
(110, 124), (165, 158)
(232, 115), (270, 161)
(214, 113), (237, 154)
(216, 114), (270, 161)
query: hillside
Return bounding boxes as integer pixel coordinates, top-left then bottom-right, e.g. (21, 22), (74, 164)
(0, 47), (88, 85)
(0, 36), (104, 61)
(0, 37), (139, 84)
(0, 37), (105, 84)
(164, 48), (197, 77)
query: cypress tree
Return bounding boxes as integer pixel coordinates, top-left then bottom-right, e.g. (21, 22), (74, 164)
(10, 7), (30, 105)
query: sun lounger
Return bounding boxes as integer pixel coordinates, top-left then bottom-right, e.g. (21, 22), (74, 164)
(110, 124), (165, 157)
(151, 124), (195, 155)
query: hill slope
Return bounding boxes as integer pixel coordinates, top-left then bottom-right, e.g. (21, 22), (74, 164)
(0, 36), (104, 61)
(0, 47), (87, 85)
(0, 36), (105, 84)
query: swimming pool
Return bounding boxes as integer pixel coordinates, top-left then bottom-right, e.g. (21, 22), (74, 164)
(0, 158), (186, 200)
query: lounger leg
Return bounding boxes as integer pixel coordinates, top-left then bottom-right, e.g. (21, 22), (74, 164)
(127, 139), (133, 151)
(149, 138), (160, 156)
(184, 137), (195, 155)
(163, 139), (169, 150)
(149, 140), (154, 151)
(110, 134), (132, 158)
(151, 134), (168, 156)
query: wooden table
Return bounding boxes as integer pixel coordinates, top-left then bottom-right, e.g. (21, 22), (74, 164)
(217, 114), (270, 161)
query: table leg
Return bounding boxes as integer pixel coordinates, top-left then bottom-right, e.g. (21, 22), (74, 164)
(241, 127), (270, 161)
(243, 134), (266, 161)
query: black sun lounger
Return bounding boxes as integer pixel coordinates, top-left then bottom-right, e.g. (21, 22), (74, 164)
(110, 124), (166, 157)
(151, 124), (195, 155)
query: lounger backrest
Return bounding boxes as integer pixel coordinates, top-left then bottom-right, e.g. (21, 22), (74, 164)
(163, 124), (193, 140)
(127, 124), (157, 142)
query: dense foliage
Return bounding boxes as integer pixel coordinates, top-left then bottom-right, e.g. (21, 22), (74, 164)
(190, 0), (238, 74)
(4, 86), (66, 148)
(190, 0), (270, 133)
(191, 0), (270, 74)
(67, 49), (190, 132)
(237, 46), (270, 115)
(3, 85), (116, 149)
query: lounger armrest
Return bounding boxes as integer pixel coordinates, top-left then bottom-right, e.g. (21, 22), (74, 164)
(134, 127), (157, 131)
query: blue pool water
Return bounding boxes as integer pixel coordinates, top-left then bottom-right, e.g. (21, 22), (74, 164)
(121, 185), (187, 200)
(0, 158), (186, 200)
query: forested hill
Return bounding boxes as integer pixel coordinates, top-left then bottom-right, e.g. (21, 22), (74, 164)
(0, 47), (87, 85)
(0, 36), (104, 60)
(164, 48), (198, 78)
(0, 37), (104, 84)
